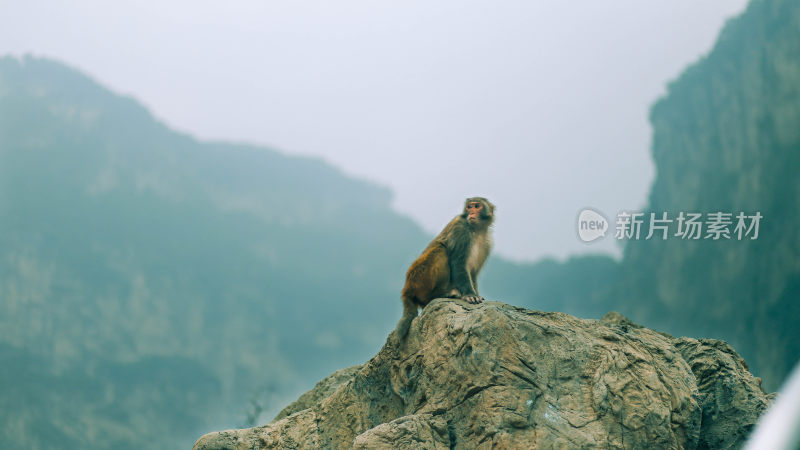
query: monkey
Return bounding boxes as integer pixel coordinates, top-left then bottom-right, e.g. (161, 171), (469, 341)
(395, 197), (495, 338)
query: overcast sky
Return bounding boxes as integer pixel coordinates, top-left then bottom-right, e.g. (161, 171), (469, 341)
(0, 0), (749, 262)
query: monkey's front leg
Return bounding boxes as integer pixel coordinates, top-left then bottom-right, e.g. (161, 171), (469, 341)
(464, 278), (483, 304)
(448, 254), (484, 305)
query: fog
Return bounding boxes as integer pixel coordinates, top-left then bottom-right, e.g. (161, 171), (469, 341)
(0, 0), (748, 261)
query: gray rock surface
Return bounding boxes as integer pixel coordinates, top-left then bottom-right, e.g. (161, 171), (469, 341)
(273, 365), (363, 422)
(194, 299), (771, 449)
(673, 338), (775, 449)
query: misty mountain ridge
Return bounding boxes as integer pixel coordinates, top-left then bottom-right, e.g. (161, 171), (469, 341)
(0, 54), (430, 449)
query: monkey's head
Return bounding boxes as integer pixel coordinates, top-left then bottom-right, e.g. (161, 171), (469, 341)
(463, 197), (495, 228)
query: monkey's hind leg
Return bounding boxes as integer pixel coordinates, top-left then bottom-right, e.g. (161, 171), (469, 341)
(396, 245), (447, 339)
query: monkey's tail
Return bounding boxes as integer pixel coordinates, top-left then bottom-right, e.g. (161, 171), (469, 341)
(395, 295), (418, 339)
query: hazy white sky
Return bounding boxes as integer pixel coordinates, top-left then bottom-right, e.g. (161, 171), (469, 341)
(0, 0), (749, 261)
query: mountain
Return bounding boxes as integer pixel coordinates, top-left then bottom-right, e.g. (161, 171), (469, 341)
(194, 300), (771, 449)
(608, 0), (800, 391)
(0, 55), (431, 449)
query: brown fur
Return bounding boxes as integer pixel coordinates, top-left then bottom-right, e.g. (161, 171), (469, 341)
(396, 197), (494, 338)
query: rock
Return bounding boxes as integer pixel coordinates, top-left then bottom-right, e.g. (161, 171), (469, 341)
(194, 408), (320, 450)
(273, 365), (363, 421)
(194, 299), (771, 449)
(674, 338), (776, 449)
(353, 413), (451, 449)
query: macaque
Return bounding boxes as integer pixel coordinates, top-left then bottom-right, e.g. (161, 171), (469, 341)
(396, 197), (495, 338)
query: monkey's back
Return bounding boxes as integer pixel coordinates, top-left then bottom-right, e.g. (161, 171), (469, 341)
(402, 243), (450, 307)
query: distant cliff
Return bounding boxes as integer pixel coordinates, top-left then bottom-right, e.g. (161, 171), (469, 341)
(194, 299), (771, 449)
(612, 0), (800, 391)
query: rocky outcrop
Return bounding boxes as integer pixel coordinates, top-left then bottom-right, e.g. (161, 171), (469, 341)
(673, 338), (774, 449)
(194, 299), (771, 449)
(273, 365), (364, 422)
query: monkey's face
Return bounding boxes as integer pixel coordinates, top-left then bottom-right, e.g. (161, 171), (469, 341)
(466, 201), (483, 223)
(464, 197), (494, 227)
